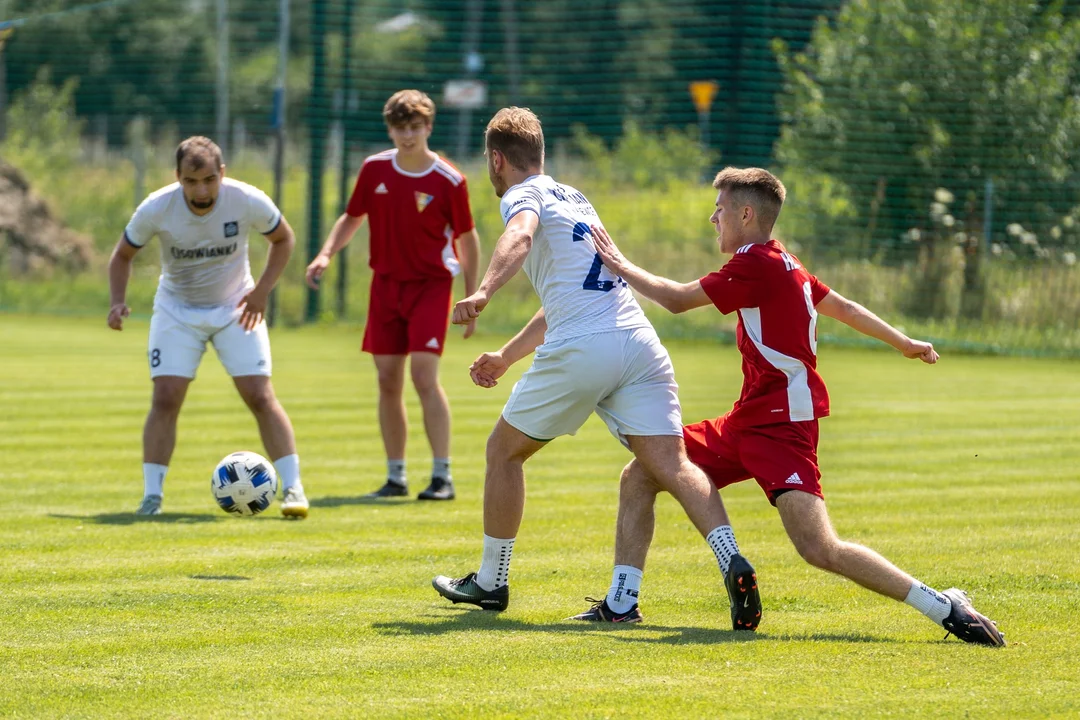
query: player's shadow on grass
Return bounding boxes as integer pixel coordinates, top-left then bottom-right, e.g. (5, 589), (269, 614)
(612, 629), (895, 646)
(310, 495), (415, 509)
(373, 611), (895, 645)
(48, 512), (223, 525)
(371, 612), (763, 645)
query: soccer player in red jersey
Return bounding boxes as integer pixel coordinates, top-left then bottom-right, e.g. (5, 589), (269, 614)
(305, 90), (480, 501)
(586, 167), (1005, 646)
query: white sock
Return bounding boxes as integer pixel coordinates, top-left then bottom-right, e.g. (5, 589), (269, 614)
(706, 525), (740, 575)
(387, 459), (406, 486)
(143, 463), (168, 497)
(905, 582), (952, 626)
(433, 457), (451, 480)
(273, 454), (301, 492)
(605, 565), (643, 614)
(475, 535), (515, 591)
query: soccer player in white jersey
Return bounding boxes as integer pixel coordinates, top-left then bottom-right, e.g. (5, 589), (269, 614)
(431, 108), (762, 628)
(584, 166), (1004, 645)
(107, 136), (309, 519)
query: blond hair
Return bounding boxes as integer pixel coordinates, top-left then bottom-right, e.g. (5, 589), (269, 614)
(712, 167), (786, 229)
(383, 89), (436, 127)
(485, 107), (545, 170)
(176, 136), (223, 173)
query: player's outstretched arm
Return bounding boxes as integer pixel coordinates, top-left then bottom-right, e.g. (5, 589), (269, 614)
(453, 210), (538, 326)
(306, 213), (365, 289)
(239, 217), (296, 331)
(107, 234), (139, 331)
(816, 290), (939, 364)
(469, 309), (547, 388)
(590, 224), (711, 314)
(458, 228), (482, 339)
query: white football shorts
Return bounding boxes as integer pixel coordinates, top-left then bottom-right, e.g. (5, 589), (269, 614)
(147, 294), (272, 379)
(502, 326), (682, 445)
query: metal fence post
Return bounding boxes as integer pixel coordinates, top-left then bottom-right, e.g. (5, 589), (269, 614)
(336, 0), (355, 320)
(305, 0), (328, 323)
(267, 0), (288, 329)
(215, 0), (229, 155)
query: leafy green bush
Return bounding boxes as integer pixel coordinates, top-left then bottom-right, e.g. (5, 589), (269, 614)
(1, 69), (84, 176)
(565, 121), (714, 190)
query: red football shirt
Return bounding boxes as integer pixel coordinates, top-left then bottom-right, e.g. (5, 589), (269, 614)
(346, 149), (475, 281)
(699, 239), (832, 427)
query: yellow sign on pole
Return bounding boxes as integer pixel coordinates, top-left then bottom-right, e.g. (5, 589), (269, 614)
(689, 80), (719, 113)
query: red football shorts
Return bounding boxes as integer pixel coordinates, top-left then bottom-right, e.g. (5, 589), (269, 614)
(362, 274), (453, 356)
(683, 413), (822, 505)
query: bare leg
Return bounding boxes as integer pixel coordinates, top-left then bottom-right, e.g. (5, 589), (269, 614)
(587, 436), (751, 624)
(482, 417), (547, 539)
(373, 354), (408, 461)
(614, 459), (661, 570)
(431, 418), (547, 603)
(233, 375), (297, 461)
(776, 490), (913, 601)
(410, 352), (450, 460)
(625, 434), (731, 539)
(143, 376), (191, 464)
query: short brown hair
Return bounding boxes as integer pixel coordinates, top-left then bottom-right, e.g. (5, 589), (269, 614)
(712, 167), (786, 229)
(383, 89), (436, 127)
(485, 107), (545, 170)
(176, 136), (223, 174)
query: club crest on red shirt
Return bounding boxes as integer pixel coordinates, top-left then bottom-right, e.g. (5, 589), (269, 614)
(415, 192), (434, 213)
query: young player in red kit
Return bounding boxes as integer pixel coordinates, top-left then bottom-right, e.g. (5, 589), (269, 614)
(583, 167), (1005, 646)
(306, 90), (480, 501)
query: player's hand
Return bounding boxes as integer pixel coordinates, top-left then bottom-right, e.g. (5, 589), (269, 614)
(463, 317), (477, 340)
(590, 224), (629, 274)
(107, 303), (130, 331)
(305, 254), (331, 290)
(904, 339), (939, 364)
(470, 351), (509, 388)
(238, 287), (269, 331)
(453, 291), (489, 325)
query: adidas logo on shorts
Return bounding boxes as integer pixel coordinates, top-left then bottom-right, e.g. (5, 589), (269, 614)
(785, 473), (803, 485)
(425, 337), (440, 350)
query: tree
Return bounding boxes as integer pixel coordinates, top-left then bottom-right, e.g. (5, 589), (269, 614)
(4, 0), (220, 143)
(775, 0), (1080, 318)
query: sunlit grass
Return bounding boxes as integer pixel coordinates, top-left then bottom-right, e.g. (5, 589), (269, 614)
(1, 314), (1077, 718)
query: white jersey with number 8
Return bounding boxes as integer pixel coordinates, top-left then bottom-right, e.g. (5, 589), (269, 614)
(125, 177), (282, 307)
(499, 174), (651, 343)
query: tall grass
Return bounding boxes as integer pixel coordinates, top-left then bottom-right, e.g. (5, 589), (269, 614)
(2, 145), (1078, 356)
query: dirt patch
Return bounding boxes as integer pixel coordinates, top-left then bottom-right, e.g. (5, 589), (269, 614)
(0, 159), (92, 272)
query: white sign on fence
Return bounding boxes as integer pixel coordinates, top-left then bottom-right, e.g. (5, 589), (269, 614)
(444, 80), (488, 110)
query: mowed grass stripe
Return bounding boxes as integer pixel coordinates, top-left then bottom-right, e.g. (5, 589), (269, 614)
(1, 313), (1078, 718)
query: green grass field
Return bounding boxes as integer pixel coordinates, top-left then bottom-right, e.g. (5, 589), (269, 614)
(2, 314), (1078, 718)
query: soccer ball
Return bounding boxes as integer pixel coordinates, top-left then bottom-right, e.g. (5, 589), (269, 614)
(211, 451), (278, 516)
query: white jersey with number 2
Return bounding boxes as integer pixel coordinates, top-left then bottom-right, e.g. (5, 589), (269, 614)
(499, 174), (651, 343)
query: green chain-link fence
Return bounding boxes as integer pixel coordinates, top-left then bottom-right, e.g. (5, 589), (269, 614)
(1, 0), (1079, 355)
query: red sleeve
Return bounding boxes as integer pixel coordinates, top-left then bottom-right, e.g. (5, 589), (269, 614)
(698, 251), (764, 315)
(449, 176), (475, 237)
(810, 274), (831, 305)
(345, 162), (371, 218)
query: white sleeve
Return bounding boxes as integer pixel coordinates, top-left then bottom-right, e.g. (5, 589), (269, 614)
(499, 185), (544, 226)
(246, 185), (283, 235)
(124, 195), (161, 248)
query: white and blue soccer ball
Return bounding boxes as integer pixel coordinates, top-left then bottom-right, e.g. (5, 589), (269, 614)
(211, 451), (278, 516)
